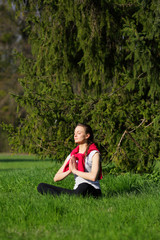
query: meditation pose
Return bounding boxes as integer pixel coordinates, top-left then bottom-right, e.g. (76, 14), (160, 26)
(37, 123), (102, 198)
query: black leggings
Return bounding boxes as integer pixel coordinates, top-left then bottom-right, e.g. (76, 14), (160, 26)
(37, 182), (102, 198)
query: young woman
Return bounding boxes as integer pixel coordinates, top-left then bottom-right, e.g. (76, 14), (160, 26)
(37, 123), (102, 198)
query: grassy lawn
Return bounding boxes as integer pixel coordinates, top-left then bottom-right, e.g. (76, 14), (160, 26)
(0, 153), (54, 169)
(0, 154), (160, 240)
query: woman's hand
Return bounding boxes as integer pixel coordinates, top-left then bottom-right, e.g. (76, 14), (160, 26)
(69, 152), (100, 181)
(69, 155), (77, 173)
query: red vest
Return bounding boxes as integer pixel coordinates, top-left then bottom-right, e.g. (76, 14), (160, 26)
(63, 143), (102, 180)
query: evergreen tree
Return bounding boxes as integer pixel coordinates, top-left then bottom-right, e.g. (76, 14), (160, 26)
(3, 0), (160, 172)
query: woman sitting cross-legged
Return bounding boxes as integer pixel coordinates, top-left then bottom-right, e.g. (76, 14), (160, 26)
(37, 123), (102, 198)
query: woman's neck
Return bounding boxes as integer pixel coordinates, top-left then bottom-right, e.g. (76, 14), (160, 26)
(78, 143), (88, 153)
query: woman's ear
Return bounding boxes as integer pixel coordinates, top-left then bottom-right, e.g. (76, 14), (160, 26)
(86, 133), (90, 140)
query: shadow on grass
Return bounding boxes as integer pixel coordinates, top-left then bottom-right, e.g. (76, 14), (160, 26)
(0, 159), (52, 162)
(0, 168), (28, 172)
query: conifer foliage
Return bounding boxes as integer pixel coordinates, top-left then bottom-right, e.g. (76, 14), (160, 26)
(3, 0), (160, 172)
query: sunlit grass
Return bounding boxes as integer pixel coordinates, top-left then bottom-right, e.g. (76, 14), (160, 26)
(0, 154), (160, 240)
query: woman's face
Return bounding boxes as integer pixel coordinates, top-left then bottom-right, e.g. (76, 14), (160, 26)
(74, 126), (90, 144)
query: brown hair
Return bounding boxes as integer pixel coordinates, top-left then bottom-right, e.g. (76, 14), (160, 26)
(76, 123), (94, 157)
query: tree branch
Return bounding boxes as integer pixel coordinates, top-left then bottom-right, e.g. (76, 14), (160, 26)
(111, 118), (149, 161)
(145, 121), (154, 128)
(129, 118), (146, 133)
(110, 130), (127, 160)
(126, 130), (149, 155)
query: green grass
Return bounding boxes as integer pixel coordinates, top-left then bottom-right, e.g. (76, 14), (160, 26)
(0, 154), (160, 240)
(0, 153), (53, 169)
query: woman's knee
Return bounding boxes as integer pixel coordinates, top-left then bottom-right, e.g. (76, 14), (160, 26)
(37, 183), (45, 194)
(74, 183), (102, 198)
(74, 183), (90, 196)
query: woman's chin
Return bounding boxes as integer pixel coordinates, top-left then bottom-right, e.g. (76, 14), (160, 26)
(74, 140), (86, 144)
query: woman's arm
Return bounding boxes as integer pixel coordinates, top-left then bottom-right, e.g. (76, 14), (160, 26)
(54, 157), (71, 182)
(69, 152), (100, 182)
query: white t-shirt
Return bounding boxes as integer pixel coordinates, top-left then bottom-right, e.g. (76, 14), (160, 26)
(66, 150), (101, 190)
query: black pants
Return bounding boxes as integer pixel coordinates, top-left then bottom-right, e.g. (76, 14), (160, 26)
(37, 182), (102, 198)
